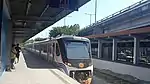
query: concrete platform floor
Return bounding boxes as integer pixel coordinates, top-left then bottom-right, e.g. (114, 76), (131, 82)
(0, 50), (79, 84)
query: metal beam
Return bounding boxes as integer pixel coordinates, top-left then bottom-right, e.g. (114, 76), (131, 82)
(13, 28), (36, 31)
(129, 34), (150, 39)
(13, 20), (53, 22)
(13, 25), (30, 28)
(133, 37), (140, 64)
(13, 32), (30, 35)
(13, 31), (29, 33)
(13, 27), (30, 29)
(13, 31), (36, 35)
(14, 34), (29, 36)
(14, 35), (29, 38)
(112, 38), (117, 61)
(12, 16), (55, 21)
(85, 27), (150, 38)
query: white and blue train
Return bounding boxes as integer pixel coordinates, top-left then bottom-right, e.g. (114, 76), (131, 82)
(25, 35), (93, 84)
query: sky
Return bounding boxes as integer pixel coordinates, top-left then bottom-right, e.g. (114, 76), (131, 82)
(30, 0), (141, 40)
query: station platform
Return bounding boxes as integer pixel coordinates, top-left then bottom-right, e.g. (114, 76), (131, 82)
(0, 50), (80, 84)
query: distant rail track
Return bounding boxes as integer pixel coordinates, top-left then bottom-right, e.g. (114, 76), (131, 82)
(94, 68), (150, 84)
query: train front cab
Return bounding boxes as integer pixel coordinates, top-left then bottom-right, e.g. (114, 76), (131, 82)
(56, 37), (93, 84)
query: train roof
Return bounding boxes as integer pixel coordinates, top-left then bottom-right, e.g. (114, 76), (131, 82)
(26, 35), (90, 45)
(33, 39), (50, 44)
(55, 35), (90, 41)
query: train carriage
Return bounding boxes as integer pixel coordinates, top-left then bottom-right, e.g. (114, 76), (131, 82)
(25, 35), (93, 84)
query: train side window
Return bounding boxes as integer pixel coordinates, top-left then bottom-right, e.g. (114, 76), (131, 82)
(56, 43), (60, 56)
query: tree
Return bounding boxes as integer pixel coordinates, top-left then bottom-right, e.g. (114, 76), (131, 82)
(77, 27), (87, 36)
(49, 24), (80, 38)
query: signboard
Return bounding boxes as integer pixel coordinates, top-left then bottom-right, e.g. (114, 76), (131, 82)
(47, 0), (78, 11)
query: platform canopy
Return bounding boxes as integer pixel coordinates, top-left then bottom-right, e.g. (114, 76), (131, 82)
(7, 0), (90, 42)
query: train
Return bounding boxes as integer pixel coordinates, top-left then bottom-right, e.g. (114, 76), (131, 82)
(25, 35), (93, 84)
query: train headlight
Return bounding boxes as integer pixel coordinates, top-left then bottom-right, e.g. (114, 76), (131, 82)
(67, 63), (72, 66)
(65, 62), (72, 66)
(79, 63), (84, 68)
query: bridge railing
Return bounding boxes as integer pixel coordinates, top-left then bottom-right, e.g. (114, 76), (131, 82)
(84, 0), (149, 29)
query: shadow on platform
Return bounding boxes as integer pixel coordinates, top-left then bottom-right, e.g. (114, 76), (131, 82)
(22, 50), (55, 69)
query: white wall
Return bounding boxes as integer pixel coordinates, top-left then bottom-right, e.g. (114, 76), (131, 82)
(93, 59), (150, 81)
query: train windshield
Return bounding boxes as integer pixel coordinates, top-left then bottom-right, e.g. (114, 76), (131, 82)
(65, 41), (90, 59)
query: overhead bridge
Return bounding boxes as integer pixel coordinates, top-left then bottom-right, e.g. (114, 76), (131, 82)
(78, 0), (150, 36)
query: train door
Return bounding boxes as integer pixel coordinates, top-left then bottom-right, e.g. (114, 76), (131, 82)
(46, 43), (49, 61)
(56, 42), (62, 63)
(49, 43), (53, 62)
(52, 42), (56, 64)
(39, 44), (42, 57)
(44, 44), (48, 59)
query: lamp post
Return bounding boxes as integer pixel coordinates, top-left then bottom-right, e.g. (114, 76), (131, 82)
(95, 0), (97, 23)
(93, 0), (97, 35)
(85, 13), (95, 25)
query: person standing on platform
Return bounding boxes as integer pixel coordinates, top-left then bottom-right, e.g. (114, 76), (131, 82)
(10, 44), (17, 69)
(15, 44), (21, 63)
